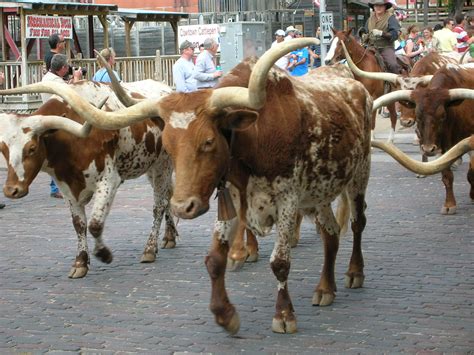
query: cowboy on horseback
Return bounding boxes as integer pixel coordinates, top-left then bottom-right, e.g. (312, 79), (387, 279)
(362, 0), (402, 74)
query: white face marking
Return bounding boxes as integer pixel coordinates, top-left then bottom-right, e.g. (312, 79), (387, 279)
(325, 37), (339, 62)
(0, 114), (48, 181)
(169, 111), (196, 129)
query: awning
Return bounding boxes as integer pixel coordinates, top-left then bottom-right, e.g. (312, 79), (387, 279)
(114, 8), (189, 23)
(0, 0), (117, 15)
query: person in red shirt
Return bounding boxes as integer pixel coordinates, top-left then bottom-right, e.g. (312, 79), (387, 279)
(453, 13), (474, 53)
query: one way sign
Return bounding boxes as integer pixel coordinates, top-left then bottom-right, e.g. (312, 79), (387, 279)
(320, 11), (333, 45)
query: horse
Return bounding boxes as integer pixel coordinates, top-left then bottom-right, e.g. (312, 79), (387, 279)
(325, 28), (399, 142)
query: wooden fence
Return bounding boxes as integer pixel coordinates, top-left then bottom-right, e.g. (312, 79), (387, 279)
(0, 51), (180, 112)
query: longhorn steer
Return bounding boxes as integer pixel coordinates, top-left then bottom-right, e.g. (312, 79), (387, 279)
(373, 65), (474, 214)
(5, 39), (464, 335)
(0, 80), (177, 278)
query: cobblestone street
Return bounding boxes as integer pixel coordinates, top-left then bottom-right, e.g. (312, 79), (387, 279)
(0, 132), (473, 353)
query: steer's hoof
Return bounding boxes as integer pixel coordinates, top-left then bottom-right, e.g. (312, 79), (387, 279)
(289, 239), (299, 248)
(140, 250), (156, 263)
(227, 256), (246, 271)
(160, 239), (176, 249)
(441, 205), (457, 215)
(272, 316), (297, 334)
(246, 252), (259, 263)
(221, 311), (240, 335)
(312, 291), (335, 306)
(94, 247), (113, 264)
(68, 266), (88, 279)
(345, 273), (365, 289)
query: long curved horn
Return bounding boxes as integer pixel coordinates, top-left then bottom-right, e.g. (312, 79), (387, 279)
(373, 90), (413, 112)
(340, 41), (399, 84)
(0, 81), (162, 130)
(371, 135), (474, 175)
(209, 37), (320, 111)
(30, 115), (93, 137)
(448, 88), (474, 101)
(94, 49), (142, 107)
(31, 95), (108, 137)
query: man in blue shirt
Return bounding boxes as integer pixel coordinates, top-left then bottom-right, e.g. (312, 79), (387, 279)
(92, 47), (121, 83)
(173, 40), (197, 92)
(287, 32), (309, 76)
(194, 38), (223, 89)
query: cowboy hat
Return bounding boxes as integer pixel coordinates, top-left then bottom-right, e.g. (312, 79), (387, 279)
(368, 0), (393, 10)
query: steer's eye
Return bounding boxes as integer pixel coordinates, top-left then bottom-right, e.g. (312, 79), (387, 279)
(28, 145), (37, 156)
(202, 137), (215, 152)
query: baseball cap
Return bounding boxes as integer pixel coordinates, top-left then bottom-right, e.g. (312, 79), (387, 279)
(179, 40), (194, 51)
(275, 29), (285, 36)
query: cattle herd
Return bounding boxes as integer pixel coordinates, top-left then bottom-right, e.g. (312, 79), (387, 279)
(0, 37), (472, 335)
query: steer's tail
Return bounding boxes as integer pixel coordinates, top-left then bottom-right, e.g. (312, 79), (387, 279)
(335, 190), (350, 238)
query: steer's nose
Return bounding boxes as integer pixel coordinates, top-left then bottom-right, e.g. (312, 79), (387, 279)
(3, 184), (27, 199)
(171, 196), (209, 219)
(400, 116), (415, 127)
(421, 144), (438, 157)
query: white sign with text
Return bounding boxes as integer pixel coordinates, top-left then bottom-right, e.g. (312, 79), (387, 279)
(177, 24), (221, 52)
(320, 11), (334, 45)
(26, 15), (73, 39)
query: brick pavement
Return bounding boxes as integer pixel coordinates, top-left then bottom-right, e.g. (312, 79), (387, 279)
(0, 132), (472, 353)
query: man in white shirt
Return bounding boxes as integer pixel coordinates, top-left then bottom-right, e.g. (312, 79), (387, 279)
(272, 29), (288, 70)
(173, 40), (197, 93)
(41, 54), (82, 103)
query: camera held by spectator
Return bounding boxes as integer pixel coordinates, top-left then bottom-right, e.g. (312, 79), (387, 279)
(68, 65), (87, 77)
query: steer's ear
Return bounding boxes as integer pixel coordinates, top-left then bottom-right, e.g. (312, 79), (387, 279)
(220, 109), (258, 131)
(446, 99), (465, 107)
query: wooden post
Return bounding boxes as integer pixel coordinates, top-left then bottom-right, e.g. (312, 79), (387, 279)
(423, 0), (428, 26)
(125, 20), (134, 57)
(0, 8), (6, 61)
(88, 15), (94, 58)
(98, 15), (109, 49)
(155, 49), (162, 82)
(20, 7), (27, 87)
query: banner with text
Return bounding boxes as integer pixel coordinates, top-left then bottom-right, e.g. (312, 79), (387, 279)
(26, 15), (73, 39)
(178, 24), (221, 52)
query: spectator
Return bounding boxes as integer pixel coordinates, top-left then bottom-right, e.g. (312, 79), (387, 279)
(44, 33), (66, 72)
(452, 13), (474, 53)
(433, 18), (457, 53)
(272, 29), (288, 70)
(92, 47), (120, 83)
(309, 27), (322, 69)
(363, 0), (401, 74)
(199, 43), (205, 53)
(41, 54), (82, 199)
(0, 71), (5, 208)
(421, 26), (439, 55)
(173, 40), (197, 93)
(466, 13), (474, 37)
(404, 24), (424, 63)
(287, 31), (309, 76)
(193, 38), (222, 89)
(285, 26), (297, 41)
